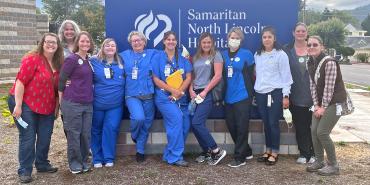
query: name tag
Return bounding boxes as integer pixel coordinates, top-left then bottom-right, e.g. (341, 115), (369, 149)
(267, 94), (272, 107)
(132, 67), (138, 80)
(164, 64), (171, 77)
(227, 66), (233, 78)
(104, 68), (112, 79)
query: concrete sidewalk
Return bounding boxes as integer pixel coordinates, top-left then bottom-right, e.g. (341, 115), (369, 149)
(331, 89), (370, 143)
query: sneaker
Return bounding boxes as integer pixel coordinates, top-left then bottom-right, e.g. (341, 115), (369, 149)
(208, 149), (226, 165)
(308, 157), (316, 164)
(195, 152), (211, 163)
(296, 156), (307, 164)
(69, 168), (82, 174)
(173, 160), (189, 167)
(227, 160), (246, 168)
(19, 175), (32, 183)
(93, 163), (103, 168)
(317, 165), (340, 176)
(246, 155), (253, 160)
(37, 165), (58, 173)
(136, 152), (145, 163)
(105, 162), (114, 167)
(82, 164), (91, 173)
(306, 161), (325, 172)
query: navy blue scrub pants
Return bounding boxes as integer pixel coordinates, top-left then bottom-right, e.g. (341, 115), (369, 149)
(255, 88), (283, 153)
(8, 95), (55, 176)
(91, 105), (123, 164)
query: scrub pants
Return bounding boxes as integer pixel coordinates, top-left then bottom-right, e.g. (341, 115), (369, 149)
(255, 89), (283, 153)
(126, 97), (155, 154)
(155, 99), (190, 164)
(91, 105), (123, 164)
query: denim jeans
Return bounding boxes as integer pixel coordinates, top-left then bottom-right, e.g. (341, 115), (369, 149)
(8, 95), (55, 176)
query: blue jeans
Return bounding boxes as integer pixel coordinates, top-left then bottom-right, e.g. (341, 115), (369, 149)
(8, 95), (55, 176)
(191, 93), (217, 152)
(255, 89), (283, 153)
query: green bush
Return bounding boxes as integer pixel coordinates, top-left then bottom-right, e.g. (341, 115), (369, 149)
(0, 95), (14, 126)
(355, 53), (370, 63)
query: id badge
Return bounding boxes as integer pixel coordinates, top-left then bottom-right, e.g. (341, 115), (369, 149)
(227, 66), (233, 78)
(336, 103), (342, 116)
(267, 94), (272, 107)
(104, 68), (111, 79)
(164, 64), (171, 77)
(132, 67), (138, 80)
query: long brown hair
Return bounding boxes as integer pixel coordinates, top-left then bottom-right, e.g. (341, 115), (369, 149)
(193, 32), (217, 61)
(162, 31), (179, 62)
(72, 31), (95, 54)
(97, 38), (123, 68)
(28, 33), (64, 71)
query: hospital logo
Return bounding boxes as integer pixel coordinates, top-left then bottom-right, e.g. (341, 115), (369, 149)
(135, 11), (172, 47)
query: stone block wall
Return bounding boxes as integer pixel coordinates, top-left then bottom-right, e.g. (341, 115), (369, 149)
(116, 119), (298, 156)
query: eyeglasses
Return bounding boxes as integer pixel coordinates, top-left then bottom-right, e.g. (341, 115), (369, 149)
(44, 40), (57, 45)
(131, 39), (143, 43)
(307, 43), (319, 48)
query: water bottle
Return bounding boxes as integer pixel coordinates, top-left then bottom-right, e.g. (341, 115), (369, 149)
(188, 99), (197, 116)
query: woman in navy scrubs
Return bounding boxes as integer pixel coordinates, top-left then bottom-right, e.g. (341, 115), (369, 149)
(120, 31), (157, 163)
(152, 31), (192, 167)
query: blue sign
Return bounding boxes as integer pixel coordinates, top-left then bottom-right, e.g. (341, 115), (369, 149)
(106, 0), (299, 53)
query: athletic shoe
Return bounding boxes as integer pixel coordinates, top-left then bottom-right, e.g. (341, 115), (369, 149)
(308, 157), (316, 164)
(93, 163), (103, 168)
(105, 162), (114, 167)
(195, 152), (211, 163)
(306, 161), (325, 172)
(208, 149), (226, 165)
(246, 155), (253, 160)
(227, 160), (246, 168)
(296, 156), (307, 164)
(317, 165), (340, 176)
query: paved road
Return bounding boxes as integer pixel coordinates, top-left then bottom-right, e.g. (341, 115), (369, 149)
(340, 64), (370, 86)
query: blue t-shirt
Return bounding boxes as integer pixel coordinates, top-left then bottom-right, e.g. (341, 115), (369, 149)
(120, 49), (157, 97)
(222, 48), (254, 104)
(152, 51), (192, 105)
(90, 56), (125, 110)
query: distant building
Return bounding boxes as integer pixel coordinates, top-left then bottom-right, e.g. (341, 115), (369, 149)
(0, 0), (48, 82)
(344, 24), (370, 61)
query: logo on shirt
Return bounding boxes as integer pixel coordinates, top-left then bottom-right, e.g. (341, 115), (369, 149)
(135, 11), (172, 47)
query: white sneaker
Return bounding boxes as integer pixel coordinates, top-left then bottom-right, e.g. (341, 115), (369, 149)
(296, 157), (307, 164)
(105, 162), (114, 167)
(93, 163), (103, 168)
(246, 155), (253, 160)
(308, 157), (316, 164)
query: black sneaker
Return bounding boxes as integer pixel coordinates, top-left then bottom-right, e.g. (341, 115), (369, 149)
(136, 152), (145, 163)
(69, 168), (83, 174)
(19, 175), (32, 183)
(208, 149), (227, 165)
(37, 165), (58, 173)
(195, 152), (211, 163)
(227, 160), (246, 168)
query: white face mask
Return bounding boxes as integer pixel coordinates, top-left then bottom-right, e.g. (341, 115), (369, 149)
(228, 39), (241, 49)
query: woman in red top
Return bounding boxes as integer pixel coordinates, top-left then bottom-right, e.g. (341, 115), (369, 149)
(7, 33), (63, 184)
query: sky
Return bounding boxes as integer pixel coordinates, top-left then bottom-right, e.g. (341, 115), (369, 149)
(306, 0), (370, 10)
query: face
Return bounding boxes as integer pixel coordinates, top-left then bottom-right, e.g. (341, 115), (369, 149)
(103, 41), (117, 58)
(64, 23), (76, 41)
(307, 38), (323, 57)
(130, 34), (145, 52)
(163, 34), (177, 51)
(262, 31), (275, 50)
(293, 25), (307, 42)
(78, 34), (91, 53)
(200, 36), (212, 54)
(43, 35), (58, 55)
(229, 32), (241, 41)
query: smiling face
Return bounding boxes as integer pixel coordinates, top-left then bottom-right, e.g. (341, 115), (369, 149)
(43, 35), (58, 55)
(262, 31), (275, 51)
(293, 25), (308, 42)
(63, 23), (76, 42)
(200, 36), (212, 54)
(163, 33), (177, 51)
(307, 37), (324, 58)
(130, 34), (145, 52)
(103, 40), (117, 58)
(78, 34), (91, 53)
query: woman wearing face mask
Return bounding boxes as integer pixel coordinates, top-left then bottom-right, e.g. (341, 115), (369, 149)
(190, 32), (226, 165)
(284, 22), (315, 164)
(222, 27), (255, 168)
(90, 38), (125, 168)
(119, 31), (157, 163)
(58, 31), (94, 174)
(254, 26), (293, 165)
(306, 36), (346, 176)
(152, 31), (192, 167)
(58, 20), (81, 58)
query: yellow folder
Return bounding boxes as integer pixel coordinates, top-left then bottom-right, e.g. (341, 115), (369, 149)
(166, 70), (183, 89)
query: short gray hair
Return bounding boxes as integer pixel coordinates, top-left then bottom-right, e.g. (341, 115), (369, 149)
(227, 27), (244, 42)
(127, 31), (147, 45)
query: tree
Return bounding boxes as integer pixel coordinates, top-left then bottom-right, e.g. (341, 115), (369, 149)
(332, 10), (359, 26)
(308, 18), (346, 49)
(299, 9), (322, 25)
(321, 8), (333, 21)
(337, 46), (355, 63)
(42, 0), (104, 46)
(361, 14), (370, 36)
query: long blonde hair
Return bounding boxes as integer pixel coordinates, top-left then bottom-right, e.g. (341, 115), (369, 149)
(193, 32), (217, 62)
(97, 38), (123, 68)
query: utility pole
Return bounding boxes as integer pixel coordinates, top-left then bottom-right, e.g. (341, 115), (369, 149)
(303, 0), (306, 24)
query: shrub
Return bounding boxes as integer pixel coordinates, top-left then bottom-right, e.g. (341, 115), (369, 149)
(355, 53), (369, 63)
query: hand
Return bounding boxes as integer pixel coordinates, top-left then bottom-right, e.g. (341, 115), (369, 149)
(282, 97), (289, 109)
(12, 105), (22, 119)
(171, 89), (183, 100)
(314, 106), (325, 118)
(189, 89), (197, 99)
(199, 91), (207, 99)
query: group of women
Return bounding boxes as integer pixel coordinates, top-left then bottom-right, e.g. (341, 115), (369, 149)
(8, 19), (346, 183)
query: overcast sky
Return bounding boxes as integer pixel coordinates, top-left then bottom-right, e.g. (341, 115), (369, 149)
(307, 0), (370, 10)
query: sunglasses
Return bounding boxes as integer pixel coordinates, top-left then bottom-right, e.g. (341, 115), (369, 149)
(307, 43), (319, 48)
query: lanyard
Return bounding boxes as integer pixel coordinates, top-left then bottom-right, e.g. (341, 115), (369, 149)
(166, 53), (179, 72)
(131, 50), (146, 68)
